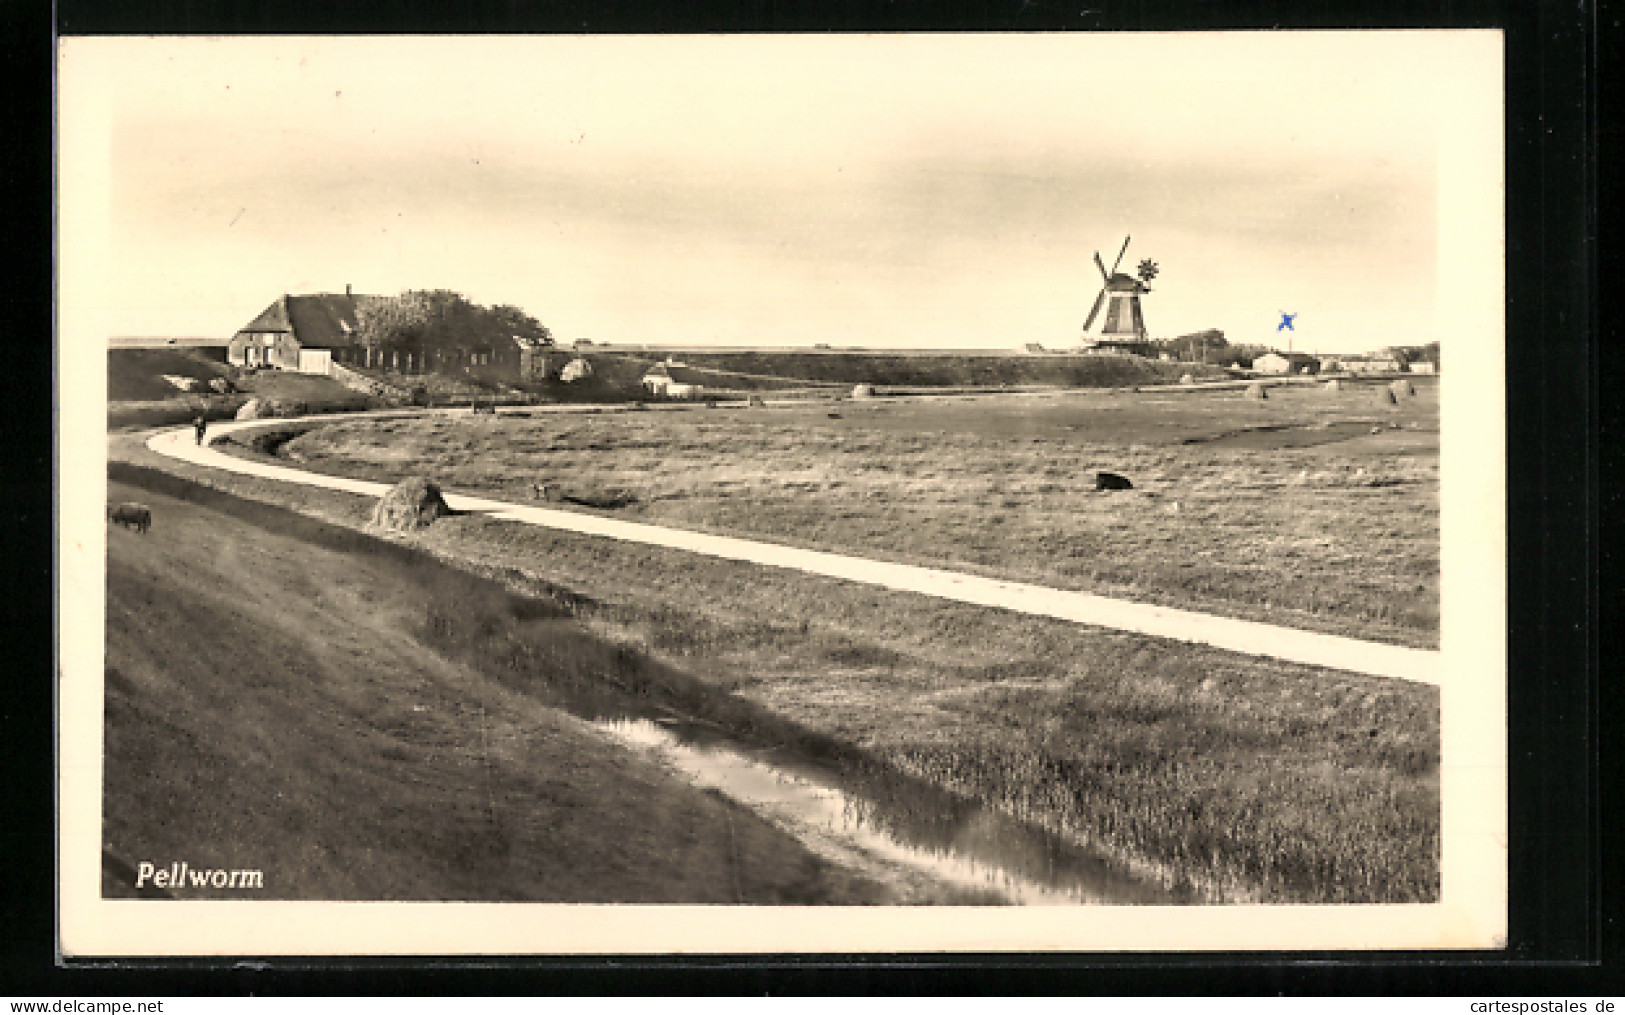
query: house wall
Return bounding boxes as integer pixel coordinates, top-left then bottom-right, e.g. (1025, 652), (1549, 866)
(228, 331), (300, 369)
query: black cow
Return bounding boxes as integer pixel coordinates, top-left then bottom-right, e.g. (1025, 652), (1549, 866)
(1095, 472), (1134, 492)
(109, 502), (152, 533)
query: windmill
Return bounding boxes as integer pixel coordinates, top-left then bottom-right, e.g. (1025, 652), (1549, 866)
(1081, 236), (1158, 348)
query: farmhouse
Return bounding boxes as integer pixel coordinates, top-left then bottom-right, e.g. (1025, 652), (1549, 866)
(229, 292), (373, 373)
(231, 291), (555, 380)
(642, 362), (707, 398)
(1254, 351), (1320, 376)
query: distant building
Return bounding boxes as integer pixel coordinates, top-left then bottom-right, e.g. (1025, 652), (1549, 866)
(1021, 343), (1047, 355)
(1254, 351), (1320, 376)
(1342, 355), (1403, 374)
(1079, 338), (1150, 357)
(1407, 361), (1437, 374)
(513, 335), (553, 381)
(641, 362), (707, 398)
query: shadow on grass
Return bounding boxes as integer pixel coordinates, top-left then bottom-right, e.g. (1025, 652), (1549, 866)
(107, 461), (1189, 903)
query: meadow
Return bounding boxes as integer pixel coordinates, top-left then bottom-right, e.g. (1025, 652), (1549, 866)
(282, 380), (1440, 648)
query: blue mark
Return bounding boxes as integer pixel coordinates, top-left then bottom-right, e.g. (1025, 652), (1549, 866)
(1277, 312), (1297, 332)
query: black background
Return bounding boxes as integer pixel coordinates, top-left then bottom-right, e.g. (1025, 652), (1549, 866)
(6, 0), (1611, 995)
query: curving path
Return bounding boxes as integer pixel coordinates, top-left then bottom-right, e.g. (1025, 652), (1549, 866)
(148, 413), (1441, 686)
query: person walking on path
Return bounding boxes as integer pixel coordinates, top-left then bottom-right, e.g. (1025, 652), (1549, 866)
(194, 415), (208, 446)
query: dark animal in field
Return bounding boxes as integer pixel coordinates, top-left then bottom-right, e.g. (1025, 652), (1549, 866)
(108, 502), (152, 533)
(532, 482), (562, 503)
(1095, 471), (1134, 492)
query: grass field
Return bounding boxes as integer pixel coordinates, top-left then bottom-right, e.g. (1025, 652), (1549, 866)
(279, 379), (1439, 648)
(106, 349), (233, 401)
(107, 350), (381, 429)
(111, 388), (1442, 902)
(644, 349), (1227, 388)
(102, 475), (891, 903)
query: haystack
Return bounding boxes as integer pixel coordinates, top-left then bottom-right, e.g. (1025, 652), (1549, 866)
(852, 384), (875, 399)
(1244, 382), (1268, 400)
(371, 477), (452, 531)
(234, 398), (267, 420)
(1323, 378), (1343, 392)
(1179, 373), (1195, 385)
(1390, 378), (1415, 398)
(1378, 387), (1399, 405)
(208, 377), (235, 394)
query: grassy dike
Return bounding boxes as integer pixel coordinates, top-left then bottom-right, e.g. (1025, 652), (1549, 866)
(102, 470), (895, 903)
(109, 424), (1440, 903)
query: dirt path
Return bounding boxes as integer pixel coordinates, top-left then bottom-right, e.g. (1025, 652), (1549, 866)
(149, 415), (1441, 685)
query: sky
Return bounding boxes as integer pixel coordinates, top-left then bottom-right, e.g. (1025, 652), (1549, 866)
(61, 33), (1500, 353)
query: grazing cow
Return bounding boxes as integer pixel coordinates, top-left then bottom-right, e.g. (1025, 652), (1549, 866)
(1095, 471), (1134, 492)
(108, 502), (152, 533)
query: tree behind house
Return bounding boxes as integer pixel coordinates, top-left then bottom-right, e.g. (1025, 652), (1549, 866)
(356, 290), (552, 361)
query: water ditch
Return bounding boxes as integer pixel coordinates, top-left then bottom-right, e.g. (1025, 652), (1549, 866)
(589, 712), (1192, 906)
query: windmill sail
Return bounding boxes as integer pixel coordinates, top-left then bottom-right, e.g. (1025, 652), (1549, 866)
(1111, 235), (1132, 274)
(1083, 289), (1107, 331)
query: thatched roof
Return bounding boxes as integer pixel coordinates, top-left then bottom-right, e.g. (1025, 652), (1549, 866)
(235, 293), (380, 349)
(236, 299), (292, 334)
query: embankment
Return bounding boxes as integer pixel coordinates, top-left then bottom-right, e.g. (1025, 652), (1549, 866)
(102, 466), (890, 903)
